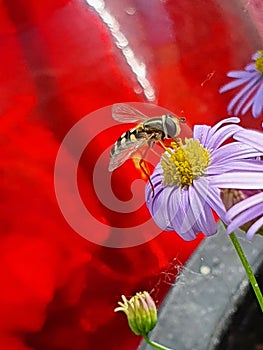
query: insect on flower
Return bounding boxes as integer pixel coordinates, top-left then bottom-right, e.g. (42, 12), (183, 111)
(108, 103), (185, 194)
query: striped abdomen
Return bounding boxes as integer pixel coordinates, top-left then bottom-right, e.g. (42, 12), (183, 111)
(111, 123), (165, 155)
(110, 127), (143, 156)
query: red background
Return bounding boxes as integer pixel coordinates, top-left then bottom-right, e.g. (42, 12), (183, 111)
(1, 1), (262, 349)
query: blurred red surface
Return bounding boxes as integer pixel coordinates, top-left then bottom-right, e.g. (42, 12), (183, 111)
(0, 1), (262, 349)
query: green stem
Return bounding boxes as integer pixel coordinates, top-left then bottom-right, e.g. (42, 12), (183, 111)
(229, 232), (263, 312)
(143, 334), (174, 350)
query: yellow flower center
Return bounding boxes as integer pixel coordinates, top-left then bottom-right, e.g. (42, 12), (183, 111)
(161, 139), (210, 187)
(255, 50), (263, 74)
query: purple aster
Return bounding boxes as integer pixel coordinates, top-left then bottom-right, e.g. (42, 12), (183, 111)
(219, 50), (263, 119)
(145, 118), (263, 241)
(225, 128), (263, 239)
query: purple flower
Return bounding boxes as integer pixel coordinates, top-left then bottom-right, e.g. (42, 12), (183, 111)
(225, 129), (263, 239)
(219, 51), (263, 119)
(145, 118), (263, 241)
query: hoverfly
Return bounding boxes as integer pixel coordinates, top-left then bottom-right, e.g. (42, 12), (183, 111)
(109, 103), (185, 194)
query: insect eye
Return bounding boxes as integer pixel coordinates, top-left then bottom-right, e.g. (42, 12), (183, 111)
(165, 116), (178, 138)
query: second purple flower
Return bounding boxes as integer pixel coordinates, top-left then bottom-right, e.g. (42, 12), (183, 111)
(219, 50), (263, 120)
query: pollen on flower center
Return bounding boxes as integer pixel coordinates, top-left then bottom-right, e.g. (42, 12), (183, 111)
(255, 50), (263, 74)
(161, 139), (210, 187)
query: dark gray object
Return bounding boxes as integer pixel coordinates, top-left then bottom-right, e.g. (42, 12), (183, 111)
(138, 223), (263, 350)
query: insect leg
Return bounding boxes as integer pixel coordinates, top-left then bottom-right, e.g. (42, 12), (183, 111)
(139, 159), (155, 198)
(139, 147), (155, 198)
(159, 139), (168, 150)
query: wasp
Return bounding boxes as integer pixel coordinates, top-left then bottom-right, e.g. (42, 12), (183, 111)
(109, 103), (185, 194)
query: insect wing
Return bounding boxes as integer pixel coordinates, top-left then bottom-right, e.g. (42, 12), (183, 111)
(108, 138), (147, 172)
(112, 103), (149, 123)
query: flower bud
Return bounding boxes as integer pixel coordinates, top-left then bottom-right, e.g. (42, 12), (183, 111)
(114, 291), (157, 336)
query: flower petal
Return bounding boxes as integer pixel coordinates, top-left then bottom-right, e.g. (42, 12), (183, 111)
(226, 204), (262, 234)
(252, 80), (263, 117)
(240, 93), (256, 115)
(210, 172), (263, 189)
(219, 76), (254, 93)
(173, 189), (199, 240)
(227, 75), (261, 115)
(234, 130), (263, 152)
(234, 83), (258, 115)
(227, 70), (257, 79)
(211, 142), (263, 164)
(193, 124), (211, 145)
(246, 216), (263, 240)
(194, 177), (227, 222)
(245, 63), (256, 71)
(227, 192), (263, 220)
(207, 161), (262, 175)
(209, 158), (263, 174)
(197, 203), (217, 236)
(206, 124), (242, 149)
(189, 185), (217, 236)
(219, 71), (259, 93)
(146, 185), (174, 231)
(201, 117), (240, 147)
(252, 52), (261, 60)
